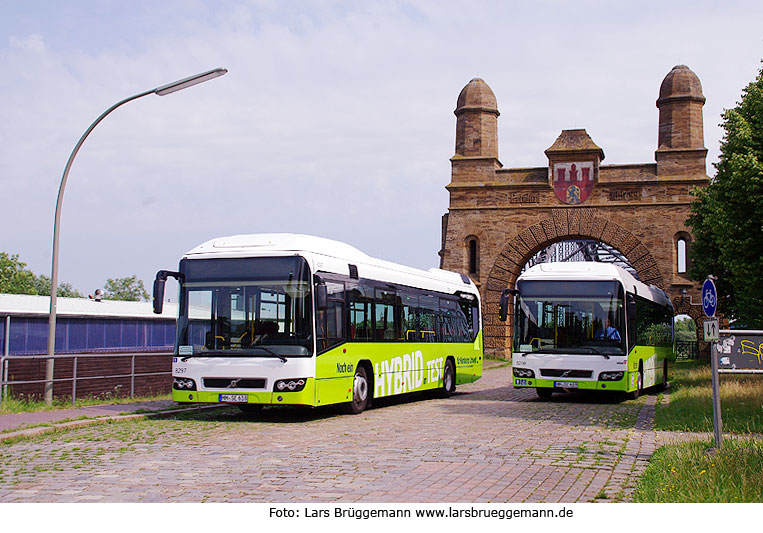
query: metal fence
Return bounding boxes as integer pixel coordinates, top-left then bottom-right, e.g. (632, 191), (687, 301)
(676, 341), (699, 361)
(0, 352), (172, 409)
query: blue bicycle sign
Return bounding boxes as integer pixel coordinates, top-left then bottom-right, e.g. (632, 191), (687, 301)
(702, 278), (717, 317)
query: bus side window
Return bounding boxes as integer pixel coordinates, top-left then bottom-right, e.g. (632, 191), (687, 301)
(442, 297), (469, 343)
(471, 302), (480, 341)
(374, 289), (398, 341)
(401, 293), (418, 341)
(627, 293), (637, 350)
(457, 299), (475, 340)
(348, 289), (372, 342)
(419, 294), (438, 343)
(318, 282), (345, 353)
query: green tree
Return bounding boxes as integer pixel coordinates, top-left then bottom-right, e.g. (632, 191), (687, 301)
(674, 317), (697, 342)
(687, 62), (763, 328)
(0, 252), (37, 294)
(103, 275), (150, 301)
(1, 251), (84, 297)
(33, 275), (84, 298)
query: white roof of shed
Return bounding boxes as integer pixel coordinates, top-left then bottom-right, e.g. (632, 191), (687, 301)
(0, 294), (177, 319)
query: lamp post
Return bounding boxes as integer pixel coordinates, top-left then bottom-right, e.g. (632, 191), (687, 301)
(45, 67), (227, 404)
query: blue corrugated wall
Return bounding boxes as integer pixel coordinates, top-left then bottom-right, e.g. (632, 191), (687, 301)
(1, 316), (175, 355)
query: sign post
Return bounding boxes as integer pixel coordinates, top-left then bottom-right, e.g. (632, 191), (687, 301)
(702, 277), (723, 450)
(710, 341), (723, 450)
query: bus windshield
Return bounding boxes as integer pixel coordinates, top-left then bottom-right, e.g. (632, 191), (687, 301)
(513, 279), (626, 356)
(176, 256), (313, 358)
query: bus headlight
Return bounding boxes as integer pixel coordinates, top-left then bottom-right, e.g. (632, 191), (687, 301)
(173, 378), (197, 390)
(274, 378), (307, 392)
(599, 371), (624, 381)
(513, 368), (535, 379)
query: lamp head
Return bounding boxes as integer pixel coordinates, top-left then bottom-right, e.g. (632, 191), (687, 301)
(154, 67), (227, 96)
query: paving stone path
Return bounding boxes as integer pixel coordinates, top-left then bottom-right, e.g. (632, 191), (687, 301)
(0, 364), (676, 503)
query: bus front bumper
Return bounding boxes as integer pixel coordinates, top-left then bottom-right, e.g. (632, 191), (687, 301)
(512, 376), (630, 392)
(172, 379), (316, 406)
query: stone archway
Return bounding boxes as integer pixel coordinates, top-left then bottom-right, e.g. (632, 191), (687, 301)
(481, 208), (665, 357)
(441, 69), (712, 359)
(673, 292), (710, 360)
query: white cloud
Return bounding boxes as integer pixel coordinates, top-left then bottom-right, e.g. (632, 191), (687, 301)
(8, 33), (46, 53)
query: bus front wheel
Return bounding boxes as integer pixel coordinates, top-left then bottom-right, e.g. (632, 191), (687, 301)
(345, 365), (370, 414)
(626, 365), (643, 400)
(238, 404), (263, 415)
(536, 387), (553, 399)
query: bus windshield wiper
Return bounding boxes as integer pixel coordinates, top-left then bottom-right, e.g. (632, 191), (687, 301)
(249, 345), (288, 362)
(529, 347), (611, 359)
(582, 346), (610, 359)
(182, 347), (287, 362)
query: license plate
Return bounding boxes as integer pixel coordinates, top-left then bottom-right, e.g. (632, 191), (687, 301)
(554, 381), (578, 389)
(219, 394), (248, 403)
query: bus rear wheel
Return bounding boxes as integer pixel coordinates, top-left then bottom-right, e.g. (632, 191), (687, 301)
(345, 365), (370, 414)
(439, 358), (456, 397)
(659, 360), (669, 390)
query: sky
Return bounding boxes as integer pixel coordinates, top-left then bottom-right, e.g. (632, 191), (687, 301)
(1, 0), (762, 298)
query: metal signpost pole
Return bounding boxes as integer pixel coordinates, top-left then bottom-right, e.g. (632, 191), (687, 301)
(702, 276), (722, 450)
(710, 340), (723, 449)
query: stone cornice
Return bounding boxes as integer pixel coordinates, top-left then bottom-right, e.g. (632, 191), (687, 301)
(448, 200), (698, 211)
(445, 176), (709, 190)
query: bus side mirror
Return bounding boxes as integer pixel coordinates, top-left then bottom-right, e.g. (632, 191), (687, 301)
(153, 270), (183, 315)
(153, 276), (166, 315)
(316, 282), (328, 310)
(498, 288), (518, 322)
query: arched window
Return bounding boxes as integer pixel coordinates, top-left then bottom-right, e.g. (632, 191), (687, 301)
(466, 236), (479, 277)
(675, 233), (691, 274)
(677, 239), (687, 273)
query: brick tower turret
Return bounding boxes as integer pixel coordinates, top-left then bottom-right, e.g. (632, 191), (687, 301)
(655, 65), (707, 176)
(451, 78), (501, 184)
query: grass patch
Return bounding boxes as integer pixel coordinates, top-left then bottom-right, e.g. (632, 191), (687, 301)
(0, 392), (173, 414)
(633, 438), (763, 502)
(655, 361), (763, 433)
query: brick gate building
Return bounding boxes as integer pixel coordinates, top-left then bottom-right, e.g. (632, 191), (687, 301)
(439, 65), (709, 358)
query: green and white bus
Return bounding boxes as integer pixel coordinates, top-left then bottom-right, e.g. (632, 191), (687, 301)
(154, 234), (483, 414)
(501, 262), (674, 399)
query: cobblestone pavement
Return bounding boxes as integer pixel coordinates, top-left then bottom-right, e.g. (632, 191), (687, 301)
(0, 401), (179, 433)
(0, 364), (673, 503)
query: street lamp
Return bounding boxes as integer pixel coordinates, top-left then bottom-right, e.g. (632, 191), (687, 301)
(45, 67), (227, 404)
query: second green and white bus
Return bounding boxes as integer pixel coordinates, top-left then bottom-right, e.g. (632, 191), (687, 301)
(502, 262), (674, 399)
(154, 234), (483, 414)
